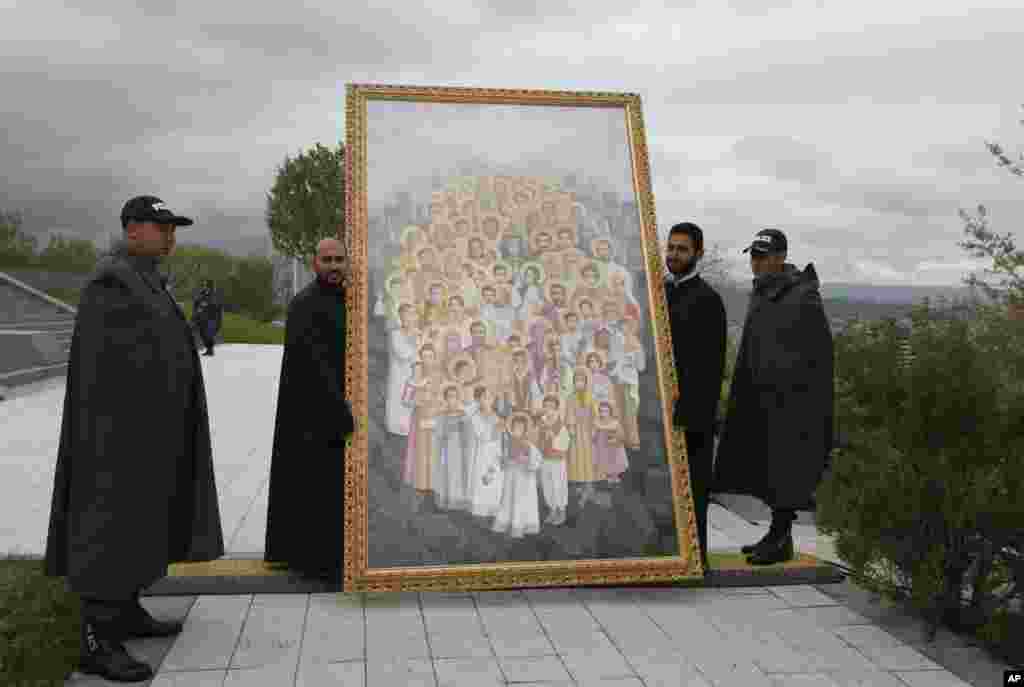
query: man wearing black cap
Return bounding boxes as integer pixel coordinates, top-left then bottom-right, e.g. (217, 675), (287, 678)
(664, 222), (727, 573)
(44, 196), (225, 681)
(714, 228), (834, 565)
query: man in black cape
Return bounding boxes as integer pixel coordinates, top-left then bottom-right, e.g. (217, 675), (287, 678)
(192, 278), (223, 356)
(265, 237), (355, 585)
(714, 228), (834, 565)
(44, 196), (225, 682)
(664, 222), (727, 573)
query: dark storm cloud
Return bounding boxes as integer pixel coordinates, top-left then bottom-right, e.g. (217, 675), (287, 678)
(2, 0), (1020, 287)
(732, 135), (833, 185)
(0, 1), (479, 244)
(666, 23), (1023, 106)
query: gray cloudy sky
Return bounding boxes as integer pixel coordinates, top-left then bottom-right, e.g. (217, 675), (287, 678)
(2, 0), (1022, 284)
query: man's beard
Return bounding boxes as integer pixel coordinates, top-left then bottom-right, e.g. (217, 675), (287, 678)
(668, 255), (699, 277)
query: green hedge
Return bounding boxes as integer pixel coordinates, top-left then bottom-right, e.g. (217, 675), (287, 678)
(179, 303), (284, 345)
(816, 302), (1024, 662)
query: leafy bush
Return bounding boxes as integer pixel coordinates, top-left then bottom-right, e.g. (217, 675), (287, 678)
(36, 235), (99, 273)
(0, 554), (79, 685)
(179, 303), (284, 345)
(817, 301), (1024, 660)
(0, 211), (38, 270)
(167, 244), (279, 323)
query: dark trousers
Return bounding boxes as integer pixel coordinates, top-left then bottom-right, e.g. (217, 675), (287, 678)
(196, 320), (216, 351)
(684, 429), (714, 563)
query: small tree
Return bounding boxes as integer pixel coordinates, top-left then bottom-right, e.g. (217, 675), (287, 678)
(36, 234), (100, 273)
(266, 142), (345, 266)
(958, 205), (1023, 307)
(0, 211), (38, 268)
(959, 103), (1024, 307)
(221, 255), (277, 323)
(163, 244), (235, 303)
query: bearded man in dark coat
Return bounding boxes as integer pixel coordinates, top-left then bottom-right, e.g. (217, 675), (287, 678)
(664, 222), (727, 573)
(264, 237), (355, 585)
(714, 229), (834, 565)
(44, 196), (225, 682)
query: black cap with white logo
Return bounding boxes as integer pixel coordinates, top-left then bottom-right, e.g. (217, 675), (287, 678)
(743, 228), (787, 255)
(120, 195), (194, 229)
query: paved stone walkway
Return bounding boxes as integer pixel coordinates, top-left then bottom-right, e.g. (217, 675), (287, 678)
(66, 582), (1010, 686)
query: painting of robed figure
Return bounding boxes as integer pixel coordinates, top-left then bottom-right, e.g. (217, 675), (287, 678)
(344, 83), (701, 591)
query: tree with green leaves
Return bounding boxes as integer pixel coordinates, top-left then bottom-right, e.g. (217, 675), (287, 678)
(959, 104), (1024, 307)
(265, 142), (345, 265)
(36, 233), (99, 273)
(0, 210), (38, 268)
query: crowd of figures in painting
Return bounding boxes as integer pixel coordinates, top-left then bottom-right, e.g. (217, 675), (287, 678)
(373, 174), (659, 540)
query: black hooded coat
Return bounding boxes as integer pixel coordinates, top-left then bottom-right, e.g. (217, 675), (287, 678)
(44, 245), (224, 598)
(264, 277), (355, 582)
(713, 263), (834, 511)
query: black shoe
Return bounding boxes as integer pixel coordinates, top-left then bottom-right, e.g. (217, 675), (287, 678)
(121, 600), (184, 638)
(746, 534), (795, 566)
(79, 622), (154, 683)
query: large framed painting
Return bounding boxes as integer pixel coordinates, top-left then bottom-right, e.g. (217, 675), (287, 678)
(343, 83), (701, 592)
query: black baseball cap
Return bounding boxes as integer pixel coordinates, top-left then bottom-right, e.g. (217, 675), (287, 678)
(120, 195), (194, 228)
(743, 228), (787, 255)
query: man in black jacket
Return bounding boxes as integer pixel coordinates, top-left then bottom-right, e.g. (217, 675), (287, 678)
(714, 229), (834, 565)
(264, 237), (356, 585)
(664, 222), (727, 573)
(192, 279), (223, 356)
(44, 196), (225, 682)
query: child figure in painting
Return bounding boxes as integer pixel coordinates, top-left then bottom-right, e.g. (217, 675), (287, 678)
(467, 386), (504, 519)
(401, 354), (439, 511)
(432, 383), (472, 512)
(592, 400), (629, 485)
(585, 350), (613, 405)
(537, 395), (570, 526)
(491, 412), (542, 538)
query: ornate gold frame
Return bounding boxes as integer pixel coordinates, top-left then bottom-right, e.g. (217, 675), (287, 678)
(343, 83), (700, 591)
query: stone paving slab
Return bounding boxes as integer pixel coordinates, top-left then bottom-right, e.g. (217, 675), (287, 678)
(65, 583), (1015, 686)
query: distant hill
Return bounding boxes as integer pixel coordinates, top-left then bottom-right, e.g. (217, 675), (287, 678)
(819, 282), (984, 305)
(713, 280), (981, 327)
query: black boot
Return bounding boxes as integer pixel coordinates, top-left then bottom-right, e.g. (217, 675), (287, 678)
(121, 594), (184, 639)
(746, 509), (796, 566)
(78, 620), (154, 682)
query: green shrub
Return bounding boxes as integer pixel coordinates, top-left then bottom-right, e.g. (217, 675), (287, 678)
(0, 554), (79, 685)
(817, 301), (1024, 654)
(179, 303), (284, 345)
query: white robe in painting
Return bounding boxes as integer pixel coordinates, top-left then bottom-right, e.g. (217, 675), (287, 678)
(466, 405), (504, 518)
(520, 284), (544, 319)
(386, 327), (418, 435)
(481, 301), (518, 343)
(491, 438), (542, 538)
(431, 409), (474, 511)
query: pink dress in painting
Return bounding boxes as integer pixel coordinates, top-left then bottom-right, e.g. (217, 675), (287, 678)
(591, 418), (628, 482)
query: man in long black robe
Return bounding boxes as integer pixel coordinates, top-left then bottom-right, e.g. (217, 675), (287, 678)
(714, 229), (834, 565)
(44, 195), (224, 682)
(664, 222), (727, 573)
(265, 237), (355, 585)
